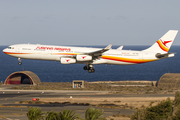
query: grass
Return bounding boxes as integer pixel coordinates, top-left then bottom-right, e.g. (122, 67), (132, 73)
(10, 81), (167, 94)
(112, 114), (131, 118)
(17, 100), (137, 110)
(8, 80), (178, 99)
(0, 113), (26, 115)
(0, 104), (27, 108)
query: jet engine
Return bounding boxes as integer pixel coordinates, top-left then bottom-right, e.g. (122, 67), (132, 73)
(60, 58), (76, 64)
(76, 55), (92, 61)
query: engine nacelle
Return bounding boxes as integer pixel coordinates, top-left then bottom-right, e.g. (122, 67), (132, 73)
(60, 58), (76, 64)
(76, 55), (92, 61)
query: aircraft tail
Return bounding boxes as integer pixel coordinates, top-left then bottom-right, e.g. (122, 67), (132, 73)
(143, 30), (178, 53)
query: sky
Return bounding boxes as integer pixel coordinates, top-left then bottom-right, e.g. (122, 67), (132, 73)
(0, 0), (180, 46)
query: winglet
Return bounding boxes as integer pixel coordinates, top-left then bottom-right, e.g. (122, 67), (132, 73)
(117, 46), (123, 50)
(105, 44), (112, 50)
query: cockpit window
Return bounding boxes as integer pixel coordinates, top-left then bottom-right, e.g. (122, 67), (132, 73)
(7, 47), (14, 49)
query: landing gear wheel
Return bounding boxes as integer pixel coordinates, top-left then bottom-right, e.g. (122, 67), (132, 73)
(83, 66), (88, 70)
(91, 69), (95, 73)
(88, 69), (92, 73)
(83, 64), (95, 73)
(88, 68), (95, 73)
(18, 58), (22, 65)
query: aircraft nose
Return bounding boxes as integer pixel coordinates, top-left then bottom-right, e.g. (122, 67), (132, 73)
(3, 48), (7, 53)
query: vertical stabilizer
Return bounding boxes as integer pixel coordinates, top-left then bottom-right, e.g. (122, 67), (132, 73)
(143, 30), (178, 53)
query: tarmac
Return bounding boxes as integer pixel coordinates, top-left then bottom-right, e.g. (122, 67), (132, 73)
(0, 85), (175, 120)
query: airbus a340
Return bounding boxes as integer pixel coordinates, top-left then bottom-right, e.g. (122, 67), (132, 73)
(3, 30), (178, 73)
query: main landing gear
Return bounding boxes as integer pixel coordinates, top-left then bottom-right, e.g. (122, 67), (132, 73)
(83, 64), (95, 73)
(18, 58), (22, 65)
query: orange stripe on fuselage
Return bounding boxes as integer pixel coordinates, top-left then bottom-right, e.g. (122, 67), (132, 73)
(157, 40), (169, 52)
(102, 55), (157, 64)
(3, 52), (33, 55)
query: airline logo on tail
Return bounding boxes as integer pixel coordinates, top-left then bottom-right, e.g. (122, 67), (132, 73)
(157, 39), (172, 52)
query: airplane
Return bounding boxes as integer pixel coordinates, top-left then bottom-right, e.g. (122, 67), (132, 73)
(3, 30), (178, 73)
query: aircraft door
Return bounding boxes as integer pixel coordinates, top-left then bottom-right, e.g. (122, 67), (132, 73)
(16, 46), (21, 53)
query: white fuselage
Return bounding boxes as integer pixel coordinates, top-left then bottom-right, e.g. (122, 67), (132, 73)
(2, 30), (178, 73)
(3, 44), (158, 65)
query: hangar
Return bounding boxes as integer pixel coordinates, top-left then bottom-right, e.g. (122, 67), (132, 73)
(157, 73), (180, 89)
(4, 71), (41, 85)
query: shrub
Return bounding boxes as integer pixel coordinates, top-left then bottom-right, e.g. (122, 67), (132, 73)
(130, 107), (146, 120)
(59, 109), (80, 120)
(85, 108), (106, 120)
(46, 111), (60, 120)
(174, 91), (180, 107)
(172, 104), (180, 120)
(145, 98), (172, 119)
(27, 107), (45, 120)
(131, 98), (172, 120)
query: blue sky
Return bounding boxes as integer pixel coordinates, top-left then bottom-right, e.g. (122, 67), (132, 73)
(0, 0), (180, 46)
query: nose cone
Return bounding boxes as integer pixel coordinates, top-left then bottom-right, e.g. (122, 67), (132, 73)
(3, 48), (8, 54)
(3, 48), (6, 53)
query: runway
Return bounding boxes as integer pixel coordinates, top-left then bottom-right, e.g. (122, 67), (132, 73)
(0, 85), (175, 120)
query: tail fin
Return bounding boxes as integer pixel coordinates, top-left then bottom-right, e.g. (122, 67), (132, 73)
(143, 30), (178, 53)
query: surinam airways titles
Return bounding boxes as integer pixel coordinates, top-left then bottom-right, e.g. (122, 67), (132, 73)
(36, 46), (71, 51)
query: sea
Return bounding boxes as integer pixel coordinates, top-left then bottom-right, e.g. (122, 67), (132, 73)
(0, 45), (180, 83)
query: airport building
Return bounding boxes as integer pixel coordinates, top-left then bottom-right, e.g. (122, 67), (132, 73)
(4, 71), (41, 85)
(157, 73), (180, 89)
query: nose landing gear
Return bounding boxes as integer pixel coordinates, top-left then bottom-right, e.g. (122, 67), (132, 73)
(83, 64), (95, 73)
(18, 58), (22, 65)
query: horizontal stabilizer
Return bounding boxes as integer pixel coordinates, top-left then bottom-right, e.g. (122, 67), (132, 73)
(156, 53), (175, 59)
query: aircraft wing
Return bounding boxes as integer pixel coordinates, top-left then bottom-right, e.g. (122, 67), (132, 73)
(61, 45), (112, 62)
(85, 44), (112, 57)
